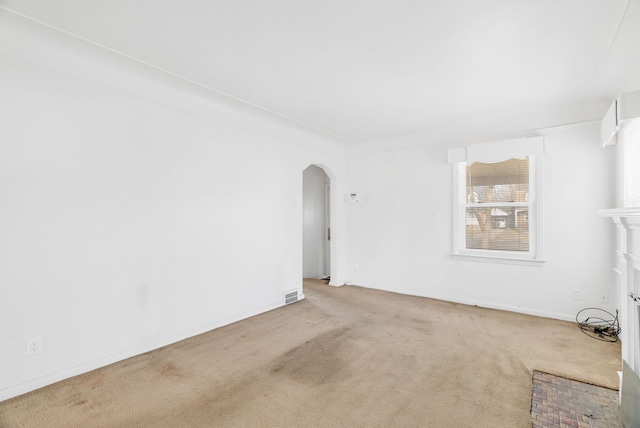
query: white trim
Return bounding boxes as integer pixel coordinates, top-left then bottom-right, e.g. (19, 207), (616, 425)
(447, 136), (544, 164)
(533, 154), (544, 260)
(451, 253), (546, 267)
(625, 253), (640, 271)
(599, 207), (640, 229)
(452, 162), (465, 252)
(464, 202), (530, 208)
(427, 293), (574, 322)
(619, 89), (640, 123)
(600, 90), (640, 147)
(601, 99), (619, 147)
(447, 146), (467, 164)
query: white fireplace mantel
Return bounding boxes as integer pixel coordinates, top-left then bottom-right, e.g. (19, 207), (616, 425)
(599, 207), (640, 227)
(599, 207), (640, 427)
(598, 207), (640, 224)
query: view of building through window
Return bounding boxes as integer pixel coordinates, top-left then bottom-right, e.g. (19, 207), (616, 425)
(465, 157), (529, 251)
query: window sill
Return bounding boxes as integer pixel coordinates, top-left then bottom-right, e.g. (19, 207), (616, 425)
(451, 253), (546, 267)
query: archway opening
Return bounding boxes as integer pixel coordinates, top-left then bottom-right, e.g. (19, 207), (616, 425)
(302, 165), (330, 284)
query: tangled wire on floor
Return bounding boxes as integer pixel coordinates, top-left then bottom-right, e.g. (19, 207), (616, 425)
(576, 308), (621, 342)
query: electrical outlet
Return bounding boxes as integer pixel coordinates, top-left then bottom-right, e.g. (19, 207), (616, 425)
(353, 264), (359, 272)
(600, 292), (609, 304)
(26, 336), (43, 356)
(571, 289), (580, 300)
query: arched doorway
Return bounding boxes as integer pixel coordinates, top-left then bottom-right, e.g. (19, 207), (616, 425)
(303, 165), (330, 281)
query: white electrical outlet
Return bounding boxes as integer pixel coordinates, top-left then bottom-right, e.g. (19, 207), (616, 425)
(26, 336), (43, 356)
(571, 289), (580, 300)
(600, 292), (609, 304)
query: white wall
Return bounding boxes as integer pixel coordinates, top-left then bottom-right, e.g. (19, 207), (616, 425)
(0, 13), (347, 400)
(303, 165), (328, 278)
(345, 122), (617, 321)
(0, 6), (621, 403)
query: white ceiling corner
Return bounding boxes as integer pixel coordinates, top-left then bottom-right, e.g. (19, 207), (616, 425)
(1, 0), (639, 144)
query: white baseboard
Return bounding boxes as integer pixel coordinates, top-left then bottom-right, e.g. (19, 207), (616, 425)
(429, 294), (576, 322)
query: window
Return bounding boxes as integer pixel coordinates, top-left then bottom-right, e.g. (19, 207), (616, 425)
(465, 157), (530, 252)
(448, 137), (544, 265)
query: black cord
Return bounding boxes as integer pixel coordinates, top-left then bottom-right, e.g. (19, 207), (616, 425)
(575, 308), (620, 342)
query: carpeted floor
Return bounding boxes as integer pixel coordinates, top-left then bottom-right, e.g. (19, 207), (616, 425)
(0, 279), (621, 427)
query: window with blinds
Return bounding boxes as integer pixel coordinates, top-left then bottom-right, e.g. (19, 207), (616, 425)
(448, 136), (543, 264)
(465, 157), (530, 252)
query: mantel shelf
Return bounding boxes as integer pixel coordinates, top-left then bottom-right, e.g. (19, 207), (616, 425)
(598, 207), (640, 218)
(599, 208), (640, 229)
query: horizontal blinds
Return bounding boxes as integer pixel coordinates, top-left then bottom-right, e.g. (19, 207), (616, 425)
(465, 157), (529, 252)
(466, 157), (529, 188)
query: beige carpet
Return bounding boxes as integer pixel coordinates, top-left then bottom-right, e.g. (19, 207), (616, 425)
(0, 279), (621, 427)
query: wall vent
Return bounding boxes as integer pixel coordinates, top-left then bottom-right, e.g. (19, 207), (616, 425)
(284, 290), (298, 305)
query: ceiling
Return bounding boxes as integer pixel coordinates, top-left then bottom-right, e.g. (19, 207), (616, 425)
(2, 0), (640, 143)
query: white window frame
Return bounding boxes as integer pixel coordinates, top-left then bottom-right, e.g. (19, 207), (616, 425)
(448, 137), (545, 266)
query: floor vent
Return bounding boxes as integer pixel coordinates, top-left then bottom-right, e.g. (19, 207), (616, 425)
(284, 290), (298, 305)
